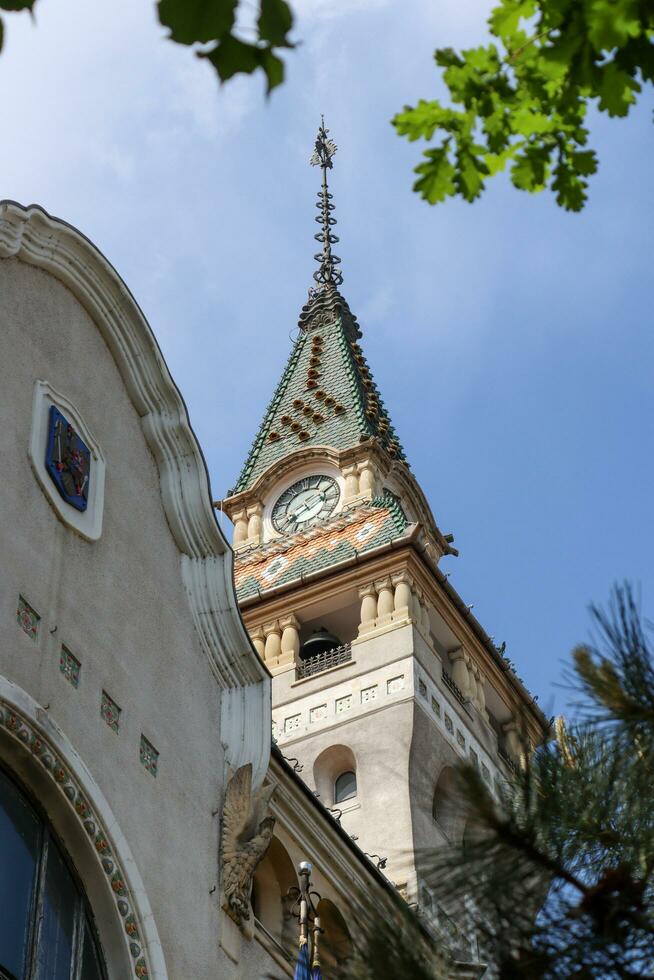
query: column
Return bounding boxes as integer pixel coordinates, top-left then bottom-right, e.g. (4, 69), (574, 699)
(392, 572), (413, 623)
(232, 509), (249, 548)
(358, 461), (376, 496)
(375, 577), (394, 627)
(358, 583), (378, 636)
(503, 720), (522, 762)
(420, 596), (431, 637)
(475, 667), (487, 715)
(466, 656), (479, 706)
(342, 466), (359, 501)
(279, 614), (300, 666)
(249, 625), (265, 660)
(247, 503), (263, 546)
(450, 648), (471, 698)
(263, 620), (282, 667)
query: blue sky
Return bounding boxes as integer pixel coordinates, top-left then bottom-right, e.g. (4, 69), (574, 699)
(2, 0), (652, 715)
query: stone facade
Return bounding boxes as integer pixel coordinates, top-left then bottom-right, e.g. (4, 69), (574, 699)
(0, 202), (410, 980)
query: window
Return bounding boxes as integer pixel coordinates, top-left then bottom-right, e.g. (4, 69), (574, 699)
(0, 768), (106, 980)
(334, 771), (357, 804)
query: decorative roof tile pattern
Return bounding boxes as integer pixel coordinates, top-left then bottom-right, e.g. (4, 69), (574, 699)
(230, 285), (406, 494)
(235, 498), (410, 601)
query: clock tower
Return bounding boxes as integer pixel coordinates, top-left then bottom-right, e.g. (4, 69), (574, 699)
(219, 122), (547, 960)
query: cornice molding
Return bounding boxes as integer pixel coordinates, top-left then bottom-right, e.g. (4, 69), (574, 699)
(0, 201), (270, 785)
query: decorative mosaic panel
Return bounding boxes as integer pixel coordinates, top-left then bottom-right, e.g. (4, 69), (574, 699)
(100, 691), (121, 733)
(59, 647), (81, 688)
(469, 748), (479, 770)
(418, 678), (427, 698)
(444, 714), (453, 735)
(387, 675), (404, 695)
(310, 704), (327, 723)
(456, 729), (465, 749)
(284, 714), (301, 733)
(361, 685), (378, 704)
(481, 762), (491, 784)
(17, 596), (39, 641)
(45, 405), (91, 512)
(431, 696), (441, 717)
(139, 735), (159, 777)
(335, 694), (352, 714)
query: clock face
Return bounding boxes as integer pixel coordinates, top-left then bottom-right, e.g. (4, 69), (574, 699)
(272, 475), (340, 534)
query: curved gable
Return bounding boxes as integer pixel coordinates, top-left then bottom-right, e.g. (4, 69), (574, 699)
(0, 200), (270, 785)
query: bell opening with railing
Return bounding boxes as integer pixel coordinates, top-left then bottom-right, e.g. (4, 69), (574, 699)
(296, 626), (352, 679)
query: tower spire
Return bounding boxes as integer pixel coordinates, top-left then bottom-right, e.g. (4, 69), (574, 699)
(310, 117), (343, 287)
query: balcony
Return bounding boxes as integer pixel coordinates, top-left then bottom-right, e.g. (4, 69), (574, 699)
(295, 643), (353, 680)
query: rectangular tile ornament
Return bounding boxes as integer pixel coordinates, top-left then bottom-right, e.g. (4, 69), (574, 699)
(140, 735), (159, 777)
(335, 694), (352, 714)
(60, 646), (80, 687)
(310, 704), (327, 723)
(17, 596), (39, 641)
(387, 675), (404, 695)
(101, 691), (121, 732)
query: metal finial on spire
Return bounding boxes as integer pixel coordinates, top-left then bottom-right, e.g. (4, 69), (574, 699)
(310, 117), (343, 288)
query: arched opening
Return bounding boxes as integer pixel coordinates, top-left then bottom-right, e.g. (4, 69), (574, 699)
(0, 766), (107, 979)
(316, 899), (353, 970)
(313, 745), (358, 807)
(432, 766), (459, 840)
(251, 837), (297, 951)
(334, 770), (357, 804)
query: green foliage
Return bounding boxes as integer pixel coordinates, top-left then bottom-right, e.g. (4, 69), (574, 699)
(157, 0), (294, 93)
(0, 0), (35, 55)
(392, 0), (654, 210)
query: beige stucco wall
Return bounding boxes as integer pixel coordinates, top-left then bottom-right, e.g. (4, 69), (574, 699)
(0, 256), (273, 978)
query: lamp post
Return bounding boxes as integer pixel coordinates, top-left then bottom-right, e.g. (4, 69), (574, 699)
(287, 861), (323, 976)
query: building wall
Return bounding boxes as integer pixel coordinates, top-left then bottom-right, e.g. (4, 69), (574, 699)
(0, 254), (247, 978)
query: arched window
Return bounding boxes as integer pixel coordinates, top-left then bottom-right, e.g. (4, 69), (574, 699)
(316, 899), (353, 968)
(0, 767), (106, 980)
(334, 770), (357, 804)
(313, 745), (357, 806)
(251, 836), (298, 950)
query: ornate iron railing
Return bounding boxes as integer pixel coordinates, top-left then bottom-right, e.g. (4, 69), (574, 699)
(441, 668), (466, 706)
(296, 643), (352, 680)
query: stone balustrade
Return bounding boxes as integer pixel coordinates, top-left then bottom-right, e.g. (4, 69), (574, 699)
(357, 572), (430, 636)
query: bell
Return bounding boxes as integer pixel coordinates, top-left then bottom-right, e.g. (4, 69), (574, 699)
(299, 626), (341, 661)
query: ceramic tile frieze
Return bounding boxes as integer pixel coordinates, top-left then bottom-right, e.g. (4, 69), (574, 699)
(17, 596), (40, 641)
(139, 736), (159, 777)
(0, 700), (150, 979)
(101, 691), (121, 732)
(59, 647), (81, 688)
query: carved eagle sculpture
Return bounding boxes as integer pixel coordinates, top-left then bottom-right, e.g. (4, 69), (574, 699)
(221, 763), (276, 927)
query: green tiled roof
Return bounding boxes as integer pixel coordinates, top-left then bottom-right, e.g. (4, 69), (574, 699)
(230, 284), (406, 495)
